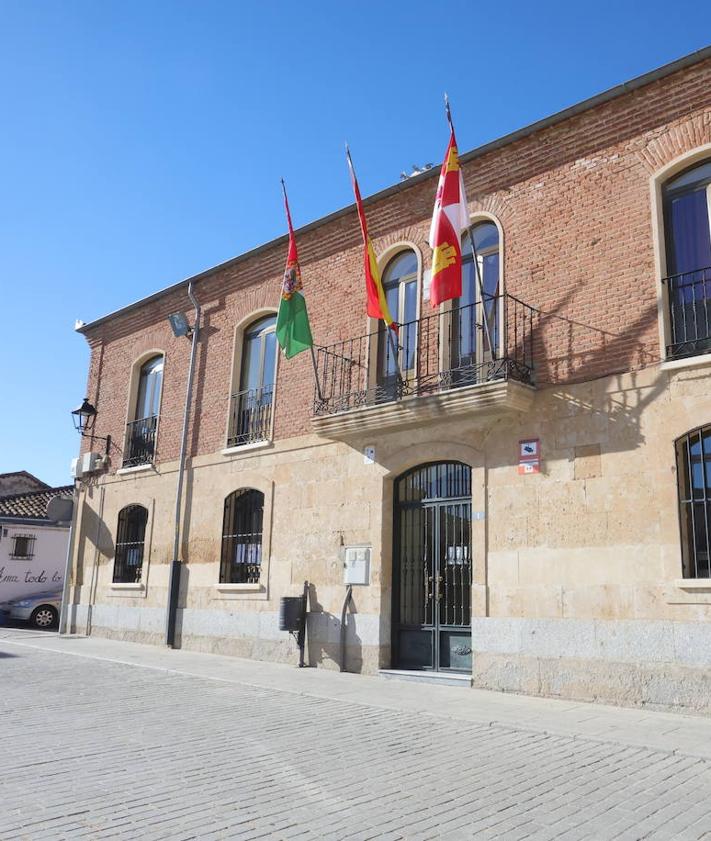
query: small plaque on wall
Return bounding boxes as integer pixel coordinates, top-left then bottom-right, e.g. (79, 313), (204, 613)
(518, 438), (541, 475)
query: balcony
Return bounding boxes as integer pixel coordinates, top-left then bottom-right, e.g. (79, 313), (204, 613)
(227, 386), (273, 448)
(122, 415), (158, 468)
(664, 267), (711, 359)
(311, 294), (537, 439)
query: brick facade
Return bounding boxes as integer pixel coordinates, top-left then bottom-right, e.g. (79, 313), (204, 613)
(80, 57), (711, 469)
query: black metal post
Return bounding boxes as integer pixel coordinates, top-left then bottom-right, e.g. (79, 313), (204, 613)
(309, 345), (324, 403)
(297, 579), (308, 668)
(340, 584), (354, 673)
(166, 560), (182, 646)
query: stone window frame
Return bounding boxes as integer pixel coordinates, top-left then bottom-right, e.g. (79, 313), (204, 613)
(675, 424), (711, 582)
(651, 143), (711, 369)
(223, 308), (279, 455)
(219, 488), (265, 586)
(109, 498), (155, 594)
(213, 478), (274, 599)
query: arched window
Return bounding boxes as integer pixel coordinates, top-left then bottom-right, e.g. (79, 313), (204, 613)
(123, 355), (164, 467)
(113, 504), (148, 583)
(376, 250), (418, 399)
(663, 160), (711, 358)
(676, 426), (711, 579)
(450, 222), (500, 384)
(220, 489), (265, 584)
(229, 316), (277, 446)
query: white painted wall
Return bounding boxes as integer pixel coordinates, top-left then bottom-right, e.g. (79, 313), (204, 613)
(0, 523), (68, 605)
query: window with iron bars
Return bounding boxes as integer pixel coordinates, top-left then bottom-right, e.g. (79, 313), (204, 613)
(10, 534), (36, 559)
(220, 489), (264, 584)
(676, 425), (711, 579)
(113, 504), (148, 583)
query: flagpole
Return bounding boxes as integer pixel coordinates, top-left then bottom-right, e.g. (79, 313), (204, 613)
(280, 178), (324, 402)
(309, 344), (324, 404)
(445, 96), (496, 361)
(344, 144), (405, 393)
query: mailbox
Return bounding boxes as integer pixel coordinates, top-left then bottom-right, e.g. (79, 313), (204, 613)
(279, 596), (304, 632)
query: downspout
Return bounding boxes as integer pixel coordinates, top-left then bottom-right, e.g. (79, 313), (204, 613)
(165, 280), (201, 647)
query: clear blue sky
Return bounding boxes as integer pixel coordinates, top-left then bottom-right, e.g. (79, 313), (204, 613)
(1, 0), (709, 486)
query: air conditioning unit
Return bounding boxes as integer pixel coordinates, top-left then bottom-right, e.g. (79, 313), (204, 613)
(70, 457), (83, 479)
(81, 452), (103, 474)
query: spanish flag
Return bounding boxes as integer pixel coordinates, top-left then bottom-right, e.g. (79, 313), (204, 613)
(428, 100), (470, 308)
(346, 147), (396, 329)
(276, 180), (314, 359)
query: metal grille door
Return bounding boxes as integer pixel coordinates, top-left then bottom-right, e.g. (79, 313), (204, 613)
(393, 463), (472, 672)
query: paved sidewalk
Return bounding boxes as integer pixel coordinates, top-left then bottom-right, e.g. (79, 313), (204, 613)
(2, 629), (711, 840)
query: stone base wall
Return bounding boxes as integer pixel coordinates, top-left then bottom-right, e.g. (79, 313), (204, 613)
(71, 604), (379, 674)
(472, 617), (711, 714)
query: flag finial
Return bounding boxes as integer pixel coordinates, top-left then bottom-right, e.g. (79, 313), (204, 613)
(444, 93), (453, 130)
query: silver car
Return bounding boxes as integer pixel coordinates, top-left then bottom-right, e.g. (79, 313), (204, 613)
(7, 591), (62, 629)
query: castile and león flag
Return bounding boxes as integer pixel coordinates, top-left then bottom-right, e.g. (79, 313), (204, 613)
(428, 97), (471, 308)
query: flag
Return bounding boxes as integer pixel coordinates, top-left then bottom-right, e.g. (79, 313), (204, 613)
(428, 99), (470, 307)
(276, 180), (314, 359)
(346, 147), (396, 330)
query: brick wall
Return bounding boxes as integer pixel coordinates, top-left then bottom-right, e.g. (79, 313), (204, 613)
(80, 58), (711, 469)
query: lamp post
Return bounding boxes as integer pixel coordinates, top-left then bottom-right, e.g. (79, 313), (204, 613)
(71, 398), (111, 455)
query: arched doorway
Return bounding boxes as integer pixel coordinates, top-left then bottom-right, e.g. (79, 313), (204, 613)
(392, 461), (472, 672)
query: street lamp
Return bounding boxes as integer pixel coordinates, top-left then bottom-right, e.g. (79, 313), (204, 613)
(71, 397), (111, 455)
(71, 397), (98, 435)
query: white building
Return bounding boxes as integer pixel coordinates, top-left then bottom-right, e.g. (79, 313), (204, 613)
(0, 484), (73, 606)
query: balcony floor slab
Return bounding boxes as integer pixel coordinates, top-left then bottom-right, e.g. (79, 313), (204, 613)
(311, 378), (535, 439)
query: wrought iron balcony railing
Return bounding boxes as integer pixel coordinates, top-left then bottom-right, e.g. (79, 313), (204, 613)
(313, 294), (536, 416)
(664, 267), (711, 359)
(122, 415), (158, 468)
(227, 386), (274, 447)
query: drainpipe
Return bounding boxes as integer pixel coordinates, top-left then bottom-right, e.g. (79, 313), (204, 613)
(165, 281), (201, 647)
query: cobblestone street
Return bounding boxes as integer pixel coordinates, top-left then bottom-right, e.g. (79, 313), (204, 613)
(2, 630), (711, 841)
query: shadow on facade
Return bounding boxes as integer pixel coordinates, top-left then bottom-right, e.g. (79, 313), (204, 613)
(170, 563), (191, 649)
(80, 498), (115, 620)
(306, 583), (363, 673)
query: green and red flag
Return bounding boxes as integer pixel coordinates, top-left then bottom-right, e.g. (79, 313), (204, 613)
(428, 97), (470, 307)
(276, 180), (314, 358)
(346, 146), (397, 330)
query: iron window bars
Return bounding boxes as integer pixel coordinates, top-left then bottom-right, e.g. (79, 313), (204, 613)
(663, 267), (711, 359)
(676, 425), (711, 579)
(227, 386), (273, 448)
(220, 489), (265, 585)
(113, 504), (148, 583)
(122, 415), (158, 468)
(10, 534), (36, 559)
